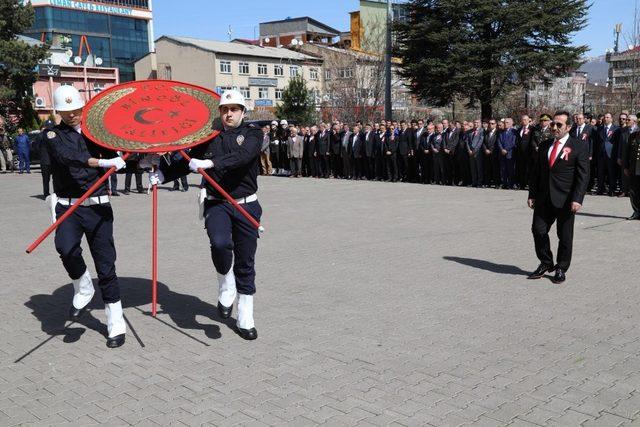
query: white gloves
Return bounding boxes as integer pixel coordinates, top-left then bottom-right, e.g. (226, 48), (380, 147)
(139, 154), (161, 169)
(189, 158), (213, 172)
(98, 157), (126, 171)
(149, 169), (164, 186)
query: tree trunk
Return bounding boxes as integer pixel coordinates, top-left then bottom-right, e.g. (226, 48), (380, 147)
(480, 98), (493, 121)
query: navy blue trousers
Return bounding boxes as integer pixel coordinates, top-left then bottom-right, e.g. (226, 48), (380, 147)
(204, 200), (262, 295)
(54, 204), (120, 303)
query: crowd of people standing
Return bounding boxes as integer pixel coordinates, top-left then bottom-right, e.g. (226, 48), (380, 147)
(259, 112), (640, 219)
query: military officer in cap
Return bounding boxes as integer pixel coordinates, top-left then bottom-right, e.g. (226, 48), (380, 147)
(147, 89), (263, 340)
(623, 127), (640, 220)
(46, 85), (127, 348)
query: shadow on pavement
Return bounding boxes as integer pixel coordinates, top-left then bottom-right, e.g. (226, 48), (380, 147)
(22, 277), (230, 360)
(577, 212), (628, 220)
(443, 256), (530, 276)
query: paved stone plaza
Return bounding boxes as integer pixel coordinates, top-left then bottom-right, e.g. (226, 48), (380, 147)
(1, 172), (639, 426)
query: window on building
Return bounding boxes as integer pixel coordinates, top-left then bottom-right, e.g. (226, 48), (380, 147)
(310, 68), (318, 80)
(290, 66), (299, 77)
(275, 89), (283, 100)
(218, 86), (233, 94)
(220, 60), (231, 74)
(258, 87), (269, 99)
(240, 87), (251, 99)
(274, 64), (284, 76)
(258, 64), (268, 75)
(325, 69), (332, 80)
(159, 64), (171, 80)
(239, 62), (250, 75)
(338, 68), (353, 79)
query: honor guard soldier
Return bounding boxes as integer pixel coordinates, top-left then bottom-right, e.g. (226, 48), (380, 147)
(148, 89), (263, 340)
(46, 85), (127, 348)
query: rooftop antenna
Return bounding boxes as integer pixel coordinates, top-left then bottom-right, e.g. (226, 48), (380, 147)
(614, 23), (622, 53)
(227, 25), (233, 41)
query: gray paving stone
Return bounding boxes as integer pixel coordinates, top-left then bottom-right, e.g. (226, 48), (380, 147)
(2, 174), (639, 425)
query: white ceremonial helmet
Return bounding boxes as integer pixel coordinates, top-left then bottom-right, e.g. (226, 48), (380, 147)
(271, 120), (278, 126)
(280, 119), (288, 126)
(219, 89), (246, 109)
(53, 85), (85, 111)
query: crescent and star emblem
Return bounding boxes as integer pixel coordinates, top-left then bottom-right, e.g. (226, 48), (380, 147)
(134, 108), (163, 125)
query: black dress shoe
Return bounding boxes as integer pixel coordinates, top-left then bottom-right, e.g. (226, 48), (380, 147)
(527, 263), (555, 279)
(111, 192), (120, 197)
(69, 305), (88, 321)
(217, 302), (232, 319)
(236, 327), (257, 340)
(106, 334), (125, 348)
(551, 269), (566, 284)
(627, 214), (640, 220)
(122, 190), (130, 195)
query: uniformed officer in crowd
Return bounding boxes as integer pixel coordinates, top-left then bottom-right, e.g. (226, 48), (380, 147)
(148, 89), (263, 340)
(46, 85), (127, 348)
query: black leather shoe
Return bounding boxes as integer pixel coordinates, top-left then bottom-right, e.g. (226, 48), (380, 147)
(551, 269), (566, 284)
(527, 263), (555, 279)
(217, 302), (232, 319)
(68, 305), (88, 321)
(236, 327), (257, 340)
(627, 214), (640, 220)
(106, 334), (125, 348)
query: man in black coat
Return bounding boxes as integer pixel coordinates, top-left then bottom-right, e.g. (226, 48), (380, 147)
(330, 124), (342, 178)
(315, 124), (330, 178)
(396, 121), (413, 182)
(363, 124), (376, 180)
(483, 119), (500, 188)
(527, 111), (589, 284)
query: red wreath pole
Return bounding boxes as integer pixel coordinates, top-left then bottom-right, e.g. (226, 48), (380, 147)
(179, 150), (264, 233)
(151, 176), (158, 317)
(26, 153), (130, 254)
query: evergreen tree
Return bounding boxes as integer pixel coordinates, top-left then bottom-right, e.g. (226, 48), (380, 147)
(0, 0), (49, 129)
(275, 75), (316, 124)
(395, 0), (589, 119)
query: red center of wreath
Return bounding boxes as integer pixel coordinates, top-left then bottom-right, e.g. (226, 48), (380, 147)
(103, 82), (210, 144)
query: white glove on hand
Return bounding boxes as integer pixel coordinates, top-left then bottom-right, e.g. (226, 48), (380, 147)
(139, 154), (161, 169)
(149, 169), (164, 186)
(188, 158), (213, 172)
(98, 157), (126, 171)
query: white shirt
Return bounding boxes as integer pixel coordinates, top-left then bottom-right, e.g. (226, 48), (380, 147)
(74, 125), (81, 133)
(548, 133), (570, 162)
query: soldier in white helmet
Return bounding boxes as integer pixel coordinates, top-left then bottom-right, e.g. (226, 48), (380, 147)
(147, 89), (263, 340)
(45, 85), (127, 348)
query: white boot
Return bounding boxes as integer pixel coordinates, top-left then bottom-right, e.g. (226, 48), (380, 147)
(72, 270), (94, 309)
(236, 294), (255, 330)
(217, 268), (237, 308)
(105, 301), (126, 338)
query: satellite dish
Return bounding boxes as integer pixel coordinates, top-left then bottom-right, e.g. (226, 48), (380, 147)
(73, 56), (82, 65)
(65, 49), (73, 57)
(264, 37), (270, 43)
(95, 57), (103, 66)
(298, 40), (304, 46)
(291, 39), (298, 46)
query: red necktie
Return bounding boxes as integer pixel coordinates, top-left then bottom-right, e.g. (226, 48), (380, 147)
(549, 140), (561, 168)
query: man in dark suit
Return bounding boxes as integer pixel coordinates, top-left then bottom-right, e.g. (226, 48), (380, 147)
(397, 121), (412, 182)
(303, 126), (317, 177)
(467, 119), (484, 188)
(442, 119), (458, 185)
(418, 123), (433, 184)
(315, 124), (330, 178)
(516, 115), (535, 189)
(380, 125), (397, 182)
(597, 113), (620, 196)
(431, 123), (446, 185)
(618, 115), (638, 197)
(527, 111), (590, 284)
(363, 124), (376, 180)
(483, 119), (500, 188)
(350, 125), (363, 179)
(622, 122), (640, 220)
(498, 118), (517, 189)
(330, 124), (342, 178)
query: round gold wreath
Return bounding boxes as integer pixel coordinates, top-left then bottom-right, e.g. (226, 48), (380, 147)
(85, 86), (220, 151)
